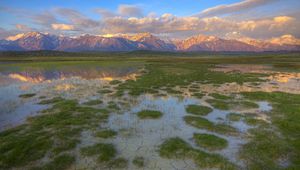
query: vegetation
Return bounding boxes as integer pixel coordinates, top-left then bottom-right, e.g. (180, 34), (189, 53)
(96, 130), (117, 138)
(81, 143), (116, 162)
(240, 92), (300, 169)
(133, 156), (145, 167)
(137, 110), (163, 119)
(184, 116), (238, 135)
(186, 105), (213, 116)
(159, 137), (236, 169)
(83, 99), (103, 106)
(193, 133), (228, 150)
(19, 93), (36, 98)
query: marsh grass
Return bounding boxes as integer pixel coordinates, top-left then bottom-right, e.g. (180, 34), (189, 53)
(184, 116), (238, 135)
(0, 98), (110, 169)
(193, 133), (228, 151)
(186, 105), (213, 116)
(19, 93), (36, 98)
(133, 156), (144, 167)
(83, 99), (103, 106)
(96, 130), (117, 138)
(81, 143), (116, 162)
(137, 110), (163, 119)
(226, 113), (243, 121)
(240, 92), (300, 169)
(159, 137), (236, 169)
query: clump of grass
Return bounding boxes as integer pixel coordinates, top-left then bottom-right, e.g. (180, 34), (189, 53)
(19, 93), (36, 98)
(133, 156), (144, 167)
(184, 116), (238, 135)
(109, 80), (122, 85)
(210, 93), (233, 100)
(206, 99), (230, 110)
(83, 99), (103, 106)
(159, 137), (236, 169)
(193, 133), (228, 151)
(81, 143), (116, 162)
(107, 102), (120, 110)
(206, 99), (259, 110)
(226, 113), (243, 121)
(192, 92), (205, 99)
(96, 130), (117, 138)
(38, 97), (64, 104)
(32, 154), (75, 170)
(137, 110), (163, 119)
(107, 157), (127, 168)
(98, 89), (113, 94)
(186, 105), (213, 116)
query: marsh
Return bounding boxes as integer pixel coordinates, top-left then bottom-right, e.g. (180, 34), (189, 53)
(0, 53), (300, 170)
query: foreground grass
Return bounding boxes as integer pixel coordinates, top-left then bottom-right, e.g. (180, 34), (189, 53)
(193, 133), (228, 151)
(0, 97), (110, 169)
(240, 92), (300, 169)
(159, 137), (236, 169)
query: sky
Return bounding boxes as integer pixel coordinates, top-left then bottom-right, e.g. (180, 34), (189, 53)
(0, 0), (299, 39)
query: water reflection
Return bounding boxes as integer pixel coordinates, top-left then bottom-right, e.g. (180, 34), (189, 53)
(1, 67), (139, 84)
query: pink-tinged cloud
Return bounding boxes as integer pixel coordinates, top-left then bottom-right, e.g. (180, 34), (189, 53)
(196, 0), (279, 17)
(51, 23), (75, 30)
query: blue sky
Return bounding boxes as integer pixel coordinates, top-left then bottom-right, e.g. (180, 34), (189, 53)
(0, 0), (299, 39)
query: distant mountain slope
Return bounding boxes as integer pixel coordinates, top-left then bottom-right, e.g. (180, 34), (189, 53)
(1, 32), (299, 52)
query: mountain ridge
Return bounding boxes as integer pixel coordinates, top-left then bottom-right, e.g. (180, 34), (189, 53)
(1, 32), (300, 52)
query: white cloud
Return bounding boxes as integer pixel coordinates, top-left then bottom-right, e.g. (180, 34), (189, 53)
(196, 0), (278, 17)
(118, 4), (143, 17)
(51, 23), (75, 30)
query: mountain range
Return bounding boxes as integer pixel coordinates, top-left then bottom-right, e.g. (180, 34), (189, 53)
(1, 32), (299, 52)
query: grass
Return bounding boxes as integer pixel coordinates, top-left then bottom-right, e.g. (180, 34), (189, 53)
(226, 113), (243, 121)
(109, 80), (122, 85)
(107, 157), (128, 168)
(19, 93), (36, 98)
(210, 93), (233, 100)
(137, 110), (163, 119)
(206, 99), (259, 110)
(184, 116), (238, 135)
(240, 91), (300, 169)
(83, 99), (103, 106)
(0, 98), (110, 169)
(186, 104), (213, 116)
(32, 154), (75, 170)
(159, 137), (236, 169)
(133, 156), (144, 167)
(81, 143), (116, 162)
(96, 130), (117, 138)
(193, 133), (228, 151)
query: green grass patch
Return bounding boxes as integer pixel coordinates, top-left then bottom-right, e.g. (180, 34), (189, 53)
(193, 133), (228, 151)
(19, 93), (36, 98)
(81, 143), (116, 162)
(159, 137), (236, 169)
(186, 105), (213, 116)
(83, 99), (103, 106)
(133, 156), (144, 167)
(137, 110), (163, 119)
(210, 93), (233, 100)
(226, 113), (243, 121)
(96, 130), (117, 138)
(32, 154), (75, 170)
(184, 116), (238, 135)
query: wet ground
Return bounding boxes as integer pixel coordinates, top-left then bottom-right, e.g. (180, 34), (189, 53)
(0, 62), (299, 170)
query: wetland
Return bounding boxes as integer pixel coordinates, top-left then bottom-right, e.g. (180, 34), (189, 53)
(0, 52), (299, 170)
